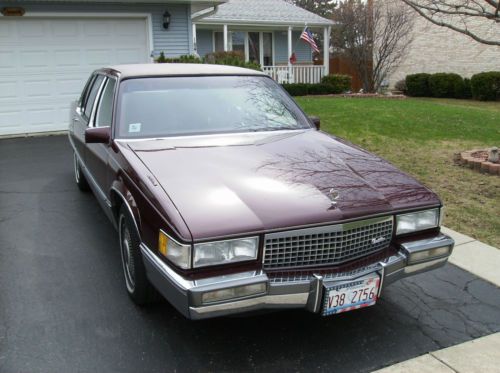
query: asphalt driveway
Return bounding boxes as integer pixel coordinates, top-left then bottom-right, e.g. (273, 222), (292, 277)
(1, 135), (499, 373)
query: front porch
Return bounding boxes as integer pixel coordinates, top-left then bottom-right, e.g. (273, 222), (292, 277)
(193, 23), (331, 84)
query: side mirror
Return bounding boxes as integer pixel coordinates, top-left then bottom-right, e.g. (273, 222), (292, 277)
(85, 126), (111, 144)
(309, 116), (320, 130)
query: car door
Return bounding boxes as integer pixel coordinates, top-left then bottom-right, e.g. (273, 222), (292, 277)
(85, 76), (117, 197)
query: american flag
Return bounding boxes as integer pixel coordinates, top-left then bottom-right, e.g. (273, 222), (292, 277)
(300, 27), (320, 53)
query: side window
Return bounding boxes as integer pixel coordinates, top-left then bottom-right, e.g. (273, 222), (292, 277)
(83, 75), (105, 120)
(79, 74), (96, 110)
(95, 78), (116, 127)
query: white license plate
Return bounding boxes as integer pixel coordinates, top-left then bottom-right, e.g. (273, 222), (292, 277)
(322, 274), (380, 316)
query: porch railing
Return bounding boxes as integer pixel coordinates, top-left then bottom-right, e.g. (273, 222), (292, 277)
(262, 65), (326, 84)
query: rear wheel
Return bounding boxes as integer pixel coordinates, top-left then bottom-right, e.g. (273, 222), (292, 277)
(118, 205), (155, 305)
(73, 152), (90, 192)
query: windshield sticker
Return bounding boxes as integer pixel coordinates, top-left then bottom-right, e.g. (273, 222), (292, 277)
(128, 123), (142, 133)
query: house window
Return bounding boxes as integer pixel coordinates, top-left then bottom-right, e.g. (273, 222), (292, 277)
(213, 31), (273, 66)
(231, 31), (245, 58)
(263, 32), (272, 66)
(214, 31), (224, 52)
(248, 32), (260, 64)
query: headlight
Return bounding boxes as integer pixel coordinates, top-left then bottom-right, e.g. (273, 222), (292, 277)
(158, 230), (191, 269)
(193, 237), (258, 268)
(396, 208), (440, 235)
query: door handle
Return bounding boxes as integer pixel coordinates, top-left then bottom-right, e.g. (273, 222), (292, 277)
(73, 117), (80, 122)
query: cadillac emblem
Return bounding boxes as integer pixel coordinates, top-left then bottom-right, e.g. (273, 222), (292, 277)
(329, 189), (340, 205)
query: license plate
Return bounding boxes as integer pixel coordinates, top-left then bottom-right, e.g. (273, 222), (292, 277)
(322, 274), (380, 316)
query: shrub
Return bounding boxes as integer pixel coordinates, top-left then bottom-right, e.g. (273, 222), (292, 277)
(394, 79), (407, 93)
(471, 72), (500, 101)
(462, 78), (472, 99)
(155, 51), (261, 71)
(406, 73), (431, 97)
(282, 83), (310, 96)
(155, 53), (202, 64)
(321, 74), (352, 93)
(281, 83), (342, 96)
(307, 83), (338, 95)
(428, 73), (464, 98)
(205, 51), (262, 71)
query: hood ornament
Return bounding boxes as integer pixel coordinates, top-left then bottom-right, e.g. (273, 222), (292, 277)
(329, 189), (340, 206)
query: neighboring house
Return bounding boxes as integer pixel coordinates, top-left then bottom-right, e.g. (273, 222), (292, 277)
(193, 0), (333, 85)
(0, 0), (332, 137)
(387, 6), (500, 88)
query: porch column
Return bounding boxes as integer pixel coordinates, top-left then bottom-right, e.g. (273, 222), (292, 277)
(323, 26), (331, 76)
(223, 24), (228, 52)
(192, 23), (197, 53)
(287, 26), (292, 68)
(287, 26), (293, 82)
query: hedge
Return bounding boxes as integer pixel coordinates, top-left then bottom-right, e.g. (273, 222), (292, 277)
(282, 74), (352, 96)
(471, 72), (500, 101)
(428, 73), (465, 98)
(155, 51), (261, 71)
(321, 74), (352, 93)
(282, 83), (347, 96)
(406, 73), (431, 97)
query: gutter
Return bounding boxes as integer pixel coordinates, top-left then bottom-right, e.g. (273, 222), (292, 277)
(192, 4), (219, 22)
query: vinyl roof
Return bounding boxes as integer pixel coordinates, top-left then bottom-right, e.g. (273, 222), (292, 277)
(107, 63), (266, 79)
(197, 0), (334, 27)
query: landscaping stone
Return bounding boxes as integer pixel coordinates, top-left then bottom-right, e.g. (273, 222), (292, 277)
(458, 148), (499, 176)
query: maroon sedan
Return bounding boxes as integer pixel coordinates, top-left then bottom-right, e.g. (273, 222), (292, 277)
(68, 64), (454, 319)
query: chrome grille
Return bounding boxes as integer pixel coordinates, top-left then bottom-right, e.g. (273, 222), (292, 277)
(269, 263), (382, 283)
(263, 216), (393, 269)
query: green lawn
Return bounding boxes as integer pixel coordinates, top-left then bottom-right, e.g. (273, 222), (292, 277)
(296, 97), (500, 248)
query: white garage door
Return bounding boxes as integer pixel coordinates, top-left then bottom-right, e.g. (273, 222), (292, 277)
(0, 17), (150, 135)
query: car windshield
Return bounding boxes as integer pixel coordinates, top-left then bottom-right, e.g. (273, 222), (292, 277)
(116, 75), (311, 138)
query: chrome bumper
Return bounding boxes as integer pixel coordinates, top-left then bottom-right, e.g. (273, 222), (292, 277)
(141, 234), (454, 320)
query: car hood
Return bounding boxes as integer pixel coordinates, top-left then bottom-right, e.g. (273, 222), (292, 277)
(126, 130), (440, 240)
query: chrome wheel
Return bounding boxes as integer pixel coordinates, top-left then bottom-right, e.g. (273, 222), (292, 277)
(119, 215), (136, 293)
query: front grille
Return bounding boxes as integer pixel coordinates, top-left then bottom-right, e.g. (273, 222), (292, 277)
(269, 263), (382, 283)
(263, 216), (393, 269)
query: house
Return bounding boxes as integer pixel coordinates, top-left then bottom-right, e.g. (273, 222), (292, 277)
(387, 5), (500, 88)
(0, 0), (332, 137)
(193, 0), (333, 84)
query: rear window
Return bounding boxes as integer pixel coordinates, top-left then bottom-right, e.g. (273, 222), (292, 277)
(116, 75), (311, 138)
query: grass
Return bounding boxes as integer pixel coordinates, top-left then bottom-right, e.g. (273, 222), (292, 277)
(296, 96), (500, 248)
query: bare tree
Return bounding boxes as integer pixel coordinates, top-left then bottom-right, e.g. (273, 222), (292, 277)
(332, 0), (414, 92)
(400, 0), (500, 46)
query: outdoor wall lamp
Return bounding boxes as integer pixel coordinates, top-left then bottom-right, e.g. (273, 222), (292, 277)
(163, 10), (171, 29)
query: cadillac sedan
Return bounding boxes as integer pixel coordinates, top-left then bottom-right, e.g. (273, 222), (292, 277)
(68, 64), (454, 319)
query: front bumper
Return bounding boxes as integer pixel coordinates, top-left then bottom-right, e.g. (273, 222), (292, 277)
(141, 234), (454, 320)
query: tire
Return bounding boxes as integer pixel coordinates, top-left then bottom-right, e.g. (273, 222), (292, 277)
(73, 152), (90, 192)
(118, 205), (155, 306)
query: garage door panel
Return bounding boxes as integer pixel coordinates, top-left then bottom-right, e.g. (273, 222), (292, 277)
(0, 81), (18, 99)
(54, 50), (81, 67)
(86, 49), (113, 66)
(51, 20), (79, 37)
(0, 17), (150, 135)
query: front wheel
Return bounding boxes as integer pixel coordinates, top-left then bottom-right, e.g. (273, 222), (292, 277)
(118, 205), (155, 305)
(73, 152), (90, 192)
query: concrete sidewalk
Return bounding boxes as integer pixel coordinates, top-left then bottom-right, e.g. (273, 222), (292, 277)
(376, 227), (500, 373)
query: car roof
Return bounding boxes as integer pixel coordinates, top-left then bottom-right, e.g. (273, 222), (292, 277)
(105, 63), (267, 79)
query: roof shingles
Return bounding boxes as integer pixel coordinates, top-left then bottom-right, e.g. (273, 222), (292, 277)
(200, 0), (333, 27)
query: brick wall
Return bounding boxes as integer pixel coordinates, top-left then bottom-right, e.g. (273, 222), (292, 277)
(387, 8), (500, 88)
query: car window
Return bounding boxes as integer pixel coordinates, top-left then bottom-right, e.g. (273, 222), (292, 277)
(95, 78), (116, 127)
(116, 76), (311, 138)
(83, 75), (105, 120)
(79, 74), (96, 110)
